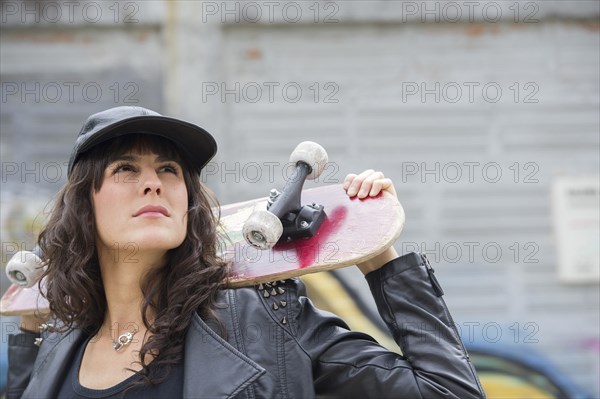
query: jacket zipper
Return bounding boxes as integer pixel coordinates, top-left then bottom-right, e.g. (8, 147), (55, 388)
(420, 253), (486, 396)
(421, 253), (444, 297)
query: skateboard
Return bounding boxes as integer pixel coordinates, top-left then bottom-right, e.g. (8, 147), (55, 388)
(1, 142), (405, 316)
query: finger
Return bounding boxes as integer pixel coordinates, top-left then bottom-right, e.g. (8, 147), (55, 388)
(357, 171), (385, 198)
(369, 178), (396, 197)
(347, 169), (375, 197)
(347, 169), (374, 197)
(343, 173), (357, 191)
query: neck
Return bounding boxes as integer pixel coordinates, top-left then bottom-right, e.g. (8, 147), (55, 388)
(96, 245), (167, 340)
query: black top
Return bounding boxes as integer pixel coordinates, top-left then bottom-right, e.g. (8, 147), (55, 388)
(56, 335), (184, 399)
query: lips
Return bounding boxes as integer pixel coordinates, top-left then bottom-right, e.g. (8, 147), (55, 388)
(133, 205), (170, 217)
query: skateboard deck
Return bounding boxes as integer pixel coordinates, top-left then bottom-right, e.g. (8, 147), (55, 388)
(1, 184), (404, 316)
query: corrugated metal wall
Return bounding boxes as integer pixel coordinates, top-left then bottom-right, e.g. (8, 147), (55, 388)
(172, 3), (600, 394)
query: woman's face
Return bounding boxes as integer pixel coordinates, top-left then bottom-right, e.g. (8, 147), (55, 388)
(92, 150), (189, 259)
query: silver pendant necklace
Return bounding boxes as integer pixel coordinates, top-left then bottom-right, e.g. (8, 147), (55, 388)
(112, 328), (138, 351)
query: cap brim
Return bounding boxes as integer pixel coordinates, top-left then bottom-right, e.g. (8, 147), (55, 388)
(71, 116), (217, 175)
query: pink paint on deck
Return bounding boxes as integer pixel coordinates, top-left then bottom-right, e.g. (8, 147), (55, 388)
(274, 206), (347, 268)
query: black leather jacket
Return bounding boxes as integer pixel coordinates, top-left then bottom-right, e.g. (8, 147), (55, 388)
(8, 252), (486, 398)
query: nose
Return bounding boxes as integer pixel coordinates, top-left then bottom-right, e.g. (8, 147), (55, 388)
(141, 168), (162, 196)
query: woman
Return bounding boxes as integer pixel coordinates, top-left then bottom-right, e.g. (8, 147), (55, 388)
(8, 106), (485, 398)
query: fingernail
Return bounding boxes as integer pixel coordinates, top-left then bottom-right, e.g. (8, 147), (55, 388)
(348, 188), (357, 196)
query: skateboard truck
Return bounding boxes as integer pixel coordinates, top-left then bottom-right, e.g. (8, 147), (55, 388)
(266, 164), (326, 243)
(243, 142), (328, 250)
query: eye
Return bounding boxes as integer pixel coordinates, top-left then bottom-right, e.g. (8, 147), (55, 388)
(111, 162), (137, 174)
(158, 163), (180, 175)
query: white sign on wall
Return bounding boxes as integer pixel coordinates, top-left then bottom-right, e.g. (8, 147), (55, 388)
(552, 176), (600, 283)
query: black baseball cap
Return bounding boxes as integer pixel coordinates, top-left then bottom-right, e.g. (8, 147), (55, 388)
(67, 106), (217, 176)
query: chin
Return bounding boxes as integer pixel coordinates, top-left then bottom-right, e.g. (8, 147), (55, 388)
(130, 232), (185, 252)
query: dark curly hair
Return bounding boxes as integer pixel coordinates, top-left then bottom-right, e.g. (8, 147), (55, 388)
(37, 134), (228, 386)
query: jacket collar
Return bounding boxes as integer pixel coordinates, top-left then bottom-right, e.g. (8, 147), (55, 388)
(22, 314), (265, 399)
(183, 312), (265, 398)
(22, 326), (85, 398)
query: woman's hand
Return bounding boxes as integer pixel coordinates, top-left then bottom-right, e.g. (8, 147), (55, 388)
(343, 169), (397, 199)
(343, 170), (400, 275)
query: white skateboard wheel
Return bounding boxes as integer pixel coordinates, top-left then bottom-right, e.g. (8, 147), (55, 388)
(243, 209), (283, 250)
(6, 250), (45, 287)
(289, 141), (328, 180)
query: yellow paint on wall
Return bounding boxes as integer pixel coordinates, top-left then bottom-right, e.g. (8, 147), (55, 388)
(481, 374), (554, 399)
